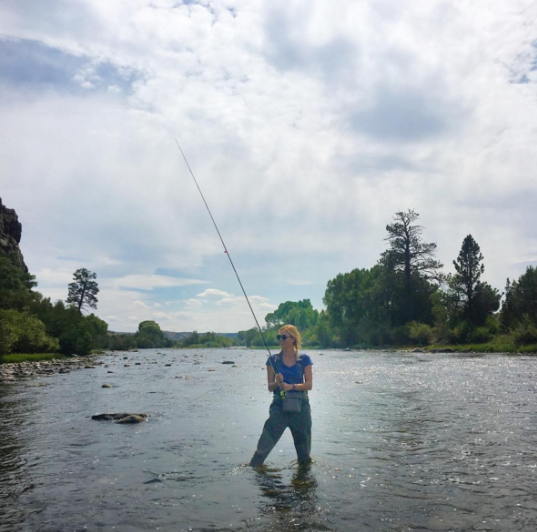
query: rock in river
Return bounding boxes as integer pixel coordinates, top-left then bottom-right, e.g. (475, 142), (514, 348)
(92, 413), (148, 423)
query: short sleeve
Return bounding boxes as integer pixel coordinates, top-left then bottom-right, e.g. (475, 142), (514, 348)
(299, 354), (313, 367)
(266, 355), (277, 367)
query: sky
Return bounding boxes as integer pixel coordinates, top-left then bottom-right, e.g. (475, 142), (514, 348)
(1, 0), (536, 333)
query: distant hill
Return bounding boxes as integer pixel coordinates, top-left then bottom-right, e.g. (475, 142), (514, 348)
(162, 331), (193, 341)
(109, 331), (238, 340)
(163, 331), (238, 340)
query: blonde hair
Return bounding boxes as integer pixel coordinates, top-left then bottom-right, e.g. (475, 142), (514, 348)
(279, 324), (302, 360)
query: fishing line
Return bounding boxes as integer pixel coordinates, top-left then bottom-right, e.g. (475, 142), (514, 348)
(175, 139), (276, 371)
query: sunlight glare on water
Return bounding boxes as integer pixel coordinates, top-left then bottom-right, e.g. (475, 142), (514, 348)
(1, 349), (537, 531)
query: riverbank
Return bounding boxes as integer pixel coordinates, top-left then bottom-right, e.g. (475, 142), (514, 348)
(0, 353), (68, 364)
(0, 353), (106, 383)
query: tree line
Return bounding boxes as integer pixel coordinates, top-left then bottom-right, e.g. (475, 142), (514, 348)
(237, 210), (537, 349)
(0, 258), (172, 357)
(2, 209), (536, 356)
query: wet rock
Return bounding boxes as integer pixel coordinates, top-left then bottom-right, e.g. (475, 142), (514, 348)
(59, 368), (70, 374)
(116, 414), (147, 424)
(102, 384), (112, 388)
(208, 368), (216, 372)
(135, 362), (141, 365)
(144, 478), (163, 484)
(92, 413), (148, 421)
(107, 371), (114, 373)
(221, 361), (235, 365)
(165, 364), (172, 367)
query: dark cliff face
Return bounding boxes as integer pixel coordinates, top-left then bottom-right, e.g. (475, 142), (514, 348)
(0, 197), (28, 272)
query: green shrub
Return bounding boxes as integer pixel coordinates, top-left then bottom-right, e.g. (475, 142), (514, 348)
(513, 316), (537, 345)
(391, 324), (411, 345)
(59, 327), (92, 356)
(485, 315), (500, 335)
(0, 317), (17, 355)
(0, 310), (59, 354)
(408, 321), (434, 346)
(468, 326), (492, 344)
(452, 321), (472, 344)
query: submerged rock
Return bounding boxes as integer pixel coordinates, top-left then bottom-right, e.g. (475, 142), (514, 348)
(221, 361), (235, 365)
(92, 413), (148, 422)
(116, 414), (147, 424)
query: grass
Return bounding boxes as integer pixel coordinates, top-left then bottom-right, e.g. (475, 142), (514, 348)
(0, 353), (67, 364)
(424, 343), (537, 354)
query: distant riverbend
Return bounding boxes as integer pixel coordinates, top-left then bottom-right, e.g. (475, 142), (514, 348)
(1, 348), (537, 531)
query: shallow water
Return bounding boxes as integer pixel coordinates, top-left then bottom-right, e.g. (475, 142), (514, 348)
(1, 349), (537, 531)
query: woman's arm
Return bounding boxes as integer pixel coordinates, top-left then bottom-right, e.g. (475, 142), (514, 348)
(266, 366), (284, 392)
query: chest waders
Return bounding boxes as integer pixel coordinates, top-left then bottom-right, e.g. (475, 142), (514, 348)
(249, 356), (312, 467)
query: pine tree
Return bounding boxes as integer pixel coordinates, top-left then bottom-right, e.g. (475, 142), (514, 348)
(66, 268), (99, 313)
(451, 235), (500, 325)
(382, 209), (443, 322)
(452, 235), (484, 322)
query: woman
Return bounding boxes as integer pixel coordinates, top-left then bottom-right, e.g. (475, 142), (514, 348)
(249, 324), (313, 467)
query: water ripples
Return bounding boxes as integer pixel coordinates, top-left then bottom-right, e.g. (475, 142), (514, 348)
(1, 350), (537, 531)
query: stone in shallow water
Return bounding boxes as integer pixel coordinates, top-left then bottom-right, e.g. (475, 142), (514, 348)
(116, 414), (147, 424)
(102, 384), (112, 388)
(91, 413), (148, 422)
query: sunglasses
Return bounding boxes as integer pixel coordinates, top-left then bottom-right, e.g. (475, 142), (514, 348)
(277, 334), (292, 341)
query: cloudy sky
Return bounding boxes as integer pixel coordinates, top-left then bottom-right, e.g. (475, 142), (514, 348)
(1, 0), (536, 333)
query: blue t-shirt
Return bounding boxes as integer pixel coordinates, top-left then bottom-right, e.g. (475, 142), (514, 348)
(266, 353), (313, 395)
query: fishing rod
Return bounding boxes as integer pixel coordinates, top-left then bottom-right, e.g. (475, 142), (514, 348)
(175, 139), (278, 374)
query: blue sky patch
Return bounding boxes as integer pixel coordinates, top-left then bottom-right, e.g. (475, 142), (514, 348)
(0, 38), (140, 94)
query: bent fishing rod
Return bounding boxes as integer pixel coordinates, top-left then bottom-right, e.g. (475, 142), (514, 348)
(175, 139), (278, 374)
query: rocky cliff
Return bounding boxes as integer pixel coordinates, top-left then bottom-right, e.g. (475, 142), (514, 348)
(0, 197), (28, 272)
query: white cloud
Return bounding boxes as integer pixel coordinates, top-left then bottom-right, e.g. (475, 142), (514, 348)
(1, 0), (536, 332)
(197, 288), (234, 298)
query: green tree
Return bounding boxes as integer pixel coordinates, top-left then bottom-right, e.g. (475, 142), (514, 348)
(382, 210), (443, 323)
(265, 300), (318, 331)
(135, 320), (171, 348)
(66, 268), (99, 312)
(309, 310), (332, 347)
(501, 266), (537, 333)
(0, 310), (59, 355)
(32, 298), (103, 355)
(0, 254), (38, 311)
(451, 235), (500, 325)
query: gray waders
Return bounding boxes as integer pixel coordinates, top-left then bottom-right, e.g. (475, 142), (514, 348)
(249, 394), (312, 467)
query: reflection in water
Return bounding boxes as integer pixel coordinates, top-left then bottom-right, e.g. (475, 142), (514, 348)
(254, 462), (333, 531)
(2, 350), (537, 531)
(0, 385), (35, 532)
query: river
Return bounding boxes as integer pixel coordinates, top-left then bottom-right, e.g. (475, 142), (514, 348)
(1, 349), (536, 531)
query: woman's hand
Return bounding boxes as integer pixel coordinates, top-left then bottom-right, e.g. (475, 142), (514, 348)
(275, 373), (284, 386)
(279, 382), (292, 392)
